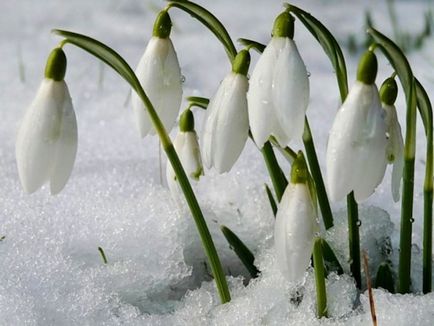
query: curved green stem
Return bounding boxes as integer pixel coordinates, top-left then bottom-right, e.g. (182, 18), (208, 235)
(261, 141), (288, 202)
(53, 30), (231, 303)
(303, 119), (334, 229)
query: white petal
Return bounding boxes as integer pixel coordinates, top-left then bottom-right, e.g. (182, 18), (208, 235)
(248, 38), (289, 148)
(272, 38), (309, 142)
(274, 183), (317, 283)
(384, 104), (404, 202)
(50, 83), (78, 195)
(326, 82), (387, 202)
(205, 73), (249, 173)
(132, 37), (183, 137)
(16, 79), (64, 193)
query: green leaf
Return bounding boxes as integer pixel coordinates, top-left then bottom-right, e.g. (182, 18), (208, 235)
(321, 238), (344, 275)
(286, 3), (348, 101)
(261, 141), (288, 202)
(53, 30), (142, 95)
(186, 96), (209, 110)
(220, 225), (260, 278)
(238, 38), (266, 53)
(167, 0), (237, 62)
(375, 262), (395, 293)
(265, 184), (278, 217)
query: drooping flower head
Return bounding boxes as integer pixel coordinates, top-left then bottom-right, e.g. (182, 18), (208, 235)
(380, 77), (404, 202)
(132, 10), (183, 137)
(248, 10), (309, 148)
(202, 50), (250, 173)
(166, 108), (203, 198)
(16, 47), (78, 195)
(326, 50), (388, 202)
(274, 151), (319, 283)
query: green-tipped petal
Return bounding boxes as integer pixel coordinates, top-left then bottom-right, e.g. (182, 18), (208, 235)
(291, 151), (309, 184)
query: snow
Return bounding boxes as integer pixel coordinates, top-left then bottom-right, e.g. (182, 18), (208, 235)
(1, 0), (434, 325)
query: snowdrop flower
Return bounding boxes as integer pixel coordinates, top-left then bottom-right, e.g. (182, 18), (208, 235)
(166, 109), (203, 197)
(132, 10), (182, 137)
(248, 11), (309, 148)
(16, 47), (77, 195)
(326, 51), (388, 202)
(380, 77), (404, 202)
(202, 50), (250, 173)
(274, 152), (319, 283)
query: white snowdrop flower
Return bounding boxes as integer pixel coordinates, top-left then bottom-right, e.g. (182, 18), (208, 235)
(326, 51), (388, 203)
(248, 11), (309, 148)
(166, 109), (203, 197)
(132, 10), (182, 137)
(274, 152), (319, 283)
(202, 50), (250, 173)
(16, 48), (78, 195)
(380, 77), (404, 202)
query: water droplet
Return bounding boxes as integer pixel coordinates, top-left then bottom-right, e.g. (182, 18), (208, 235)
(356, 220), (362, 227)
(410, 218), (415, 223)
(307, 71), (311, 77)
(180, 75), (186, 83)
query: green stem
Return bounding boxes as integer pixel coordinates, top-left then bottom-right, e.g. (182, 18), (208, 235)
(347, 192), (361, 289)
(261, 141), (288, 202)
(415, 79), (433, 294)
(303, 119), (334, 229)
(313, 237), (328, 318)
(54, 31), (231, 304)
(143, 99), (231, 303)
(398, 157), (415, 293)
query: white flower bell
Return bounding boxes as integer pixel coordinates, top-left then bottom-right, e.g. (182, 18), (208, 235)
(16, 48), (78, 195)
(166, 109), (203, 197)
(326, 51), (388, 202)
(132, 10), (183, 137)
(274, 152), (319, 283)
(380, 77), (404, 202)
(202, 50), (250, 173)
(248, 11), (309, 148)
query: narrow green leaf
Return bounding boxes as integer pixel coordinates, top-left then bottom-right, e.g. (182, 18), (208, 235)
(220, 225), (260, 278)
(375, 262), (395, 293)
(98, 246), (108, 264)
(313, 237), (328, 318)
(238, 38), (266, 53)
(53, 30), (142, 95)
(286, 3), (348, 100)
(265, 184), (278, 216)
(321, 239), (344, 275)
(167, 0), (237, 62)
(186, 96), (210, 110)
(367, 28), (417, 294)
(261, 141), (288, 202)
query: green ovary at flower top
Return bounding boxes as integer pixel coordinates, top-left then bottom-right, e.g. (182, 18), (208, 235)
(16, 47), (78, 195)
(326, 50), (388, 203)
(132, 10), (183, 138)
(202, 50), (250, 173)
(247, 10), (309, 149)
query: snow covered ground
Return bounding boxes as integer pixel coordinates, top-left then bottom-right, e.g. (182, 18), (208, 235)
(1, 0), (434, 325)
